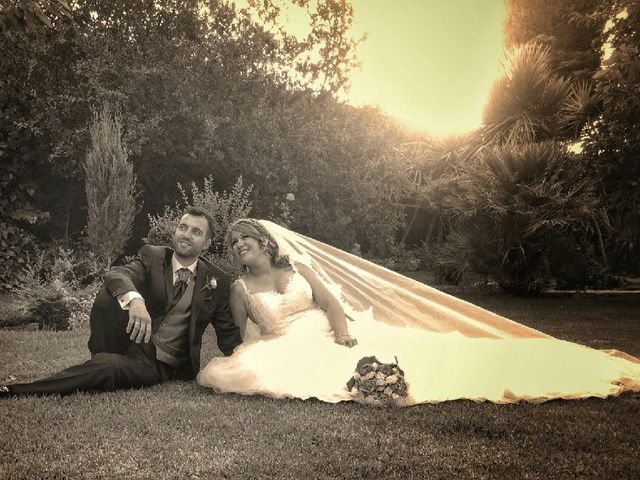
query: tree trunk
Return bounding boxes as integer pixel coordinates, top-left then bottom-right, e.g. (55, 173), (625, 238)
(64, 190), (71, 247)
(400, 207), (420, 246)
(593, 216), (608, 269)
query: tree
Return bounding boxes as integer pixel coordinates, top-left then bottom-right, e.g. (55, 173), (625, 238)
(482, 42), (597, 146)
(395, 134), (482, 252)
(245, 0), (362, 95)
(217, 91), (412, 255)
(0, 0), (364, 250)
(411, 43), (607, 293)
(0, 0), (71, 36)
(84, 103), (138, 266)
(434, 142), (603, 294)
(505, 0), (640, 275)
(504, 0), (605, 82)
(581, 0), (640, 273)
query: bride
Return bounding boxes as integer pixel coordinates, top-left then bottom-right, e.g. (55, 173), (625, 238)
(197, 218), (640, 405)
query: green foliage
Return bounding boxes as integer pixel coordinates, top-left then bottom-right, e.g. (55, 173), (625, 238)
(504, 0), (605, 82)
(406, 40), (609, 294)
(0, 0), (72, 36)
(0, 0), (363, 249)
(84, 103), (138, 266)
(504, 0), (640, 275)
(483, 43), (584, 145)
(47, 244), (104, 287)
(0, 125), (50, 292)
(29, 287), (71, 331)
(558, 80), (603, 137)
(0, 0), (409, 262)
(247, 0), (363, 95)
(582, 0), (640, 273)
(369, 244), (424, 273)
(230, 98), (411, 255)
(146, 176), (253, 273)
(0, 221), (39, 291)
(13, 248), (102, 330)
(397, 135), (483, 252)
(433, 142), (603, 294)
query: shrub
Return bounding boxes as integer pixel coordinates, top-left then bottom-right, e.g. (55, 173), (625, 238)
(67, 281), (101, 329)
(0, 221), (39, 291)
(84, 102), (138, 267)
(368, 244), (424, 272)
(33, 243), (105, 286)
(0, 138), (51, 292)
(433, 142), (603, 295)
(13, 249), (102, 330)
(30, 285), (72, 331)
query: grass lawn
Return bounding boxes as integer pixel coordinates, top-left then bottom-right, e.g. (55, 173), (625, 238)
(1, 291), (639, 479)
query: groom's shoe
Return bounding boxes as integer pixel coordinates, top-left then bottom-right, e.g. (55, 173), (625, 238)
(1, 375), (17, 397)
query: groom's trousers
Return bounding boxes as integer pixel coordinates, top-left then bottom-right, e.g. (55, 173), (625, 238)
(7, 342), (175, 396)
(87, 285), (133, 356)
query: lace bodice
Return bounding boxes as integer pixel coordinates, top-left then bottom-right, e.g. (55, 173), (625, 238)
(237, 271), (316, 335)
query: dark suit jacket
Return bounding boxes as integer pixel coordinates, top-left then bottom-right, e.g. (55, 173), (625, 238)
(105, 245), (242, 379)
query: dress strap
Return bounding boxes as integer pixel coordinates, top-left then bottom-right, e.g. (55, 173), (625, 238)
(234, 277), (256, 321)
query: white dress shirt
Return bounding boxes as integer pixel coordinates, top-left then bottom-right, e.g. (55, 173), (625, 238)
(117, 255), (198, 309)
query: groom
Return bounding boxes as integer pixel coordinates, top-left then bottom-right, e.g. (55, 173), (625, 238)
(1, 206), (242, 396)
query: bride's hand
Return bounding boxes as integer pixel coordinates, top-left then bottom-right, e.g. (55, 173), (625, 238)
(335, 333), (358, 348)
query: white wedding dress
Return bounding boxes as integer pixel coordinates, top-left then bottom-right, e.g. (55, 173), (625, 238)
(197, 223), (640, 404)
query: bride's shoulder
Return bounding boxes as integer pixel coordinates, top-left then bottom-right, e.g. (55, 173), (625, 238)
(231, 277), (249, 297)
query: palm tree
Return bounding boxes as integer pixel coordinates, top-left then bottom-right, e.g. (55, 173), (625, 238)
(431, 42), (606, 294)
(482, 42), (599, 147)
(1, 1), (71, 36)
(435, 141), (602, 294)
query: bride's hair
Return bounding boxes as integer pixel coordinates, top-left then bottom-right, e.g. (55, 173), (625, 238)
(227, 218), (291, 268)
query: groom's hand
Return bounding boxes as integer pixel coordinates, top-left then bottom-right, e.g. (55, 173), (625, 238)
(127, 298), (152, 343)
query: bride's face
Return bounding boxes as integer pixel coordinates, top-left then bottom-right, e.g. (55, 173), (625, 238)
(230, 230), (265, 265)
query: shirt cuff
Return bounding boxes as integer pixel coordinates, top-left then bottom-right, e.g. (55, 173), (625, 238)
(117, 291), (143, 310)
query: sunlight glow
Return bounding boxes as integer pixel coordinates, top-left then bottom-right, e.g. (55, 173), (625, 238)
(344, 0), (507, 137)
(234, 0), (506, 137)
(602, 8), (629, 62)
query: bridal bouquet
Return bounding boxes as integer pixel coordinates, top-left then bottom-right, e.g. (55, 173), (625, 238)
(347, 356), (409, 406)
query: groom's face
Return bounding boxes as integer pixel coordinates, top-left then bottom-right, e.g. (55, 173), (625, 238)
(172, 214), (211, 259)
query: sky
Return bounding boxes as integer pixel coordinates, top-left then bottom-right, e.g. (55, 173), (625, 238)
(260, 0), (508, 136)
(344, 0), (507, 136)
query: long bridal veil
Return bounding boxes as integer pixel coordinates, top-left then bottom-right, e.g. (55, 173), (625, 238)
(260, 220), (640, 401)
(261, 220), (546, 339)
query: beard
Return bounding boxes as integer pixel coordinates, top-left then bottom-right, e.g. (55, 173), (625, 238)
(172, 236), (201, 258)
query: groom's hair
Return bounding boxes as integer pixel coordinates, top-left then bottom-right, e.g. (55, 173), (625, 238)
(183, 206), (215, 239)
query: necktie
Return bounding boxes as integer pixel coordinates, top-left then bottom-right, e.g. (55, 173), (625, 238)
(173, 267), (192, 305)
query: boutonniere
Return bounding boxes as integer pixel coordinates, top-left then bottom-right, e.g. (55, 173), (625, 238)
(200, 275), (218, 292)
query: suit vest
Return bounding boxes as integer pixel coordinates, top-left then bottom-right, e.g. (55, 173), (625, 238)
(152, 279), (195, 367)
